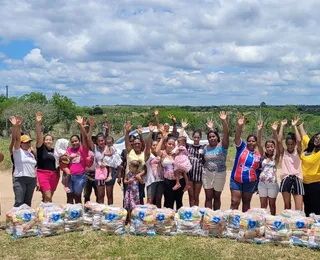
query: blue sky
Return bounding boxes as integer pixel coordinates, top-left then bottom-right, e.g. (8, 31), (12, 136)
(0, 0), (320, 106)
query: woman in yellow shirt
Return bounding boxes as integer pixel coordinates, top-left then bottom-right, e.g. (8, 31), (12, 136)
(299, 123), (320, 216)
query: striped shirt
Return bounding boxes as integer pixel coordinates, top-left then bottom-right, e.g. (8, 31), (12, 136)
(203, 144), (228, 173)
(231, 140), (261, 183)
(187, 144), (204, 182)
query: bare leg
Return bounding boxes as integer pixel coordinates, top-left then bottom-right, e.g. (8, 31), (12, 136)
(194, 182), (202, 206)
(293, 194), (303, 211)
(106, 185), (114, 205)
(97, 186), (105, 204)
(188, 181), (195, 206)
(259, 197), (268, 209)
(282, 192), (291, 209)
(204, 188), (214, 209)
(42, 190), (53, 203)
(213, 190), (222, 210)
(242, 192), (253, 212)
(268, 198), (277, 215)
(230, 190), (241, 210)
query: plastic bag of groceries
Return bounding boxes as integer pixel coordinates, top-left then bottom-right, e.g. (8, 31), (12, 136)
(101, 206), (127, 235)
(247, 208), (269, 216)
(223, 210), (243, 239)
(155, 208), (176, 235)
(63, 204), (84, 232)
(91, 203), (107, 230)
(289, 216), (314, 246)
(238, 213), (265, 243)
(265, 215), (292, 246)
(281, 209), (305, 218)
(6, 206), (20, 235)
(130, 205), (157, 236)
(202, 209), (225, 237)
(84, 201), (99, 225)
(12, 204), (38, 238)
(37, 203), (65, 237)
(176, 206), (202, 236)
(308, 223), (320, 249)
(309, 213), (320, 224)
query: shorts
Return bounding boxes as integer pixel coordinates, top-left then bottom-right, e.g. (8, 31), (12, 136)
(258, 181), (279, 198)
(202, 170), (226, 192)
(37, 169), (60, 192)
(230, 178), (258, 193)
(95, 168), (117, 186)
(147, 181), (164, 199)
(280, 175), (305, 195)
(62, 173), (86, 195)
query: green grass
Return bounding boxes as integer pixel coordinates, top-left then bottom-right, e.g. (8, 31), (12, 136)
(0, 229), (319, 260)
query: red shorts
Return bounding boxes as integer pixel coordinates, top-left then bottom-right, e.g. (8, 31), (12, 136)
(37, 169), (60, 192)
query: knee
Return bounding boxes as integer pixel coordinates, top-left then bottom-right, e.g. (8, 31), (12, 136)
(231, 199), (240, 208)
(214, 193), (221, 201)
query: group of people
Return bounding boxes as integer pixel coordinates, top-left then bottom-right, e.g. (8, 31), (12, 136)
(5, 110), (320, 223)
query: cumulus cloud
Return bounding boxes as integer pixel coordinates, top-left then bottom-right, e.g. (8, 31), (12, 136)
(0, 0), (320, 105)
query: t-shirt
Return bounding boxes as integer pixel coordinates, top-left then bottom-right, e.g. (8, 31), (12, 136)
(37, 144), (56, 171)
(126, 149), (145, 175)
(231, 140), (261, 183)
(186, 144), (204, 182)
(259, 157), (277, 183)
(301, 135), (320, 184)
(203, 144), (227, 173)
(67, 146), (89, 175)
(161, 151), (175, 180)
(280, 149), (302, 180)
(13, 148), (37, 178)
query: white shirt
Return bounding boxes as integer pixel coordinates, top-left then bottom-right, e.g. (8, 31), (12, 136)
(13, 148), (37, 178)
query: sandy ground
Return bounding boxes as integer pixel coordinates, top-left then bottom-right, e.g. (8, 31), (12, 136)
(0, 170), (286, 221)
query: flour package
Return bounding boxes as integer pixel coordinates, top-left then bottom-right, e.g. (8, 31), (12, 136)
(265, 215), (292, 246)
(63, 204), (84, 232)
(129, 205), (157, 236)
(12, 205), (38, 239)
(100, 206), (127, 235)
(223, 210), (243, 239)
(202, 209), (225, 237)
(155, 208), (176, 236)
(6, 206), (20, 235)
(238, 213), (265, 243)
(176, 206), (202, 236)
(84, 201), (99, 225)
(37, 203), (65, 237)
(308, 223), (320, 249)
(289, 216), (314, 246)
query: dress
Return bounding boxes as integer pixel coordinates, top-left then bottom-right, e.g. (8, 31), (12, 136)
(174, 146), (192, 173)
(124, 172), (140, 210)
(103, 146), (122, 168)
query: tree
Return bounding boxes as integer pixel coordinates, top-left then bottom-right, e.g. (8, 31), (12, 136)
(19, 92), (48, 104)
(260, 101), (267, 107)
(92, 106), (104, 115)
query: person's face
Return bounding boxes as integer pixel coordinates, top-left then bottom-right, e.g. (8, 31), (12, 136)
(208, 132), (218, 147)
(129, 165), (139, 174)
(44, 136), (53, 148)
(166, 139), (176, 152)
(106, 139), (113, 147)
(151, 141), (158, 153)
(97, 137), (105, 148)
(193, 133), (201, 145)
(157, 133), (162, 141)
(71, 137), (80, 149)
(178, 139), (186, 147)
(164, 123), (170, 132)
(133, 139), (141, 152)
(286, 139), (296, 153)
(21, 141), (31, 151)
(314, 134), (320, 147)
(265, 143), (275, 156)
(129, 137), (135, 147)
(247, 137), (257, 151)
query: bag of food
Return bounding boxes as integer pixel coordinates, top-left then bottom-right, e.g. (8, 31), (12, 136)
(101, 206), (127, 235)
(238, 213), (265, 243)
(289, 216), (313, 246)
(265, 215), (292, 246)
(223, 210), (243, 239)
(63, 204), (84, 232)
(6, 206), (20, 235)
(12, 205), (38, 238)
(309, 213), (320, 224)
(37, 203), (65, 237)
(247, 208), (268, 216)
(91, 204), (107, 230)
(155, 208), (176, 235)
(202, 209), (225, 237)
(308, 223), (320, 249)
(281, 210), (305, 218)
(84, 201), (99, 225)
(176, 206), (202, 236)
(130, 205), (156, 236)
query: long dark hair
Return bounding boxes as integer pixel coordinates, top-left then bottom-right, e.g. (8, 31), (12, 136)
(305, 132), (320, 153)
(207, 130), (220, 142)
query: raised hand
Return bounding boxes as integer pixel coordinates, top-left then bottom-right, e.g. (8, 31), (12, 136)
(281, 119), (287, 126)
(181, 119), (189, 128)
(158, 124), (164, 133)
(168, 114), (176, 123)
(75, 116), (84, 125)
(104, 120), (110, 130)
(237, 114), (245, 126)
(82, 119), (88, 128)
(271, 121), (279, 131)
(206, 119), (214, 129)
(137, 125), (143, 135)
(9, 116), (17, 125)
(16, 115), (23, 126)
(219, 111), (227, 121)
(154, 110), (159, 116)
(148, 123), (155, 132)
(162, 131), (168, 139)
(35, 112), (43, 123)
(292, 116), (300, 126)
(125, 121), (132, 133)
(257, 120), (263, 131)
(89, 117), (95, 127)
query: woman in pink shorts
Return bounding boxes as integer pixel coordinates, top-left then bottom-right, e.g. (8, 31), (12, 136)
(35, 112), (59, 202)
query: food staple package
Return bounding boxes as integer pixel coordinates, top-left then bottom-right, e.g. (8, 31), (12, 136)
(265, 215), (292, 246)
(63, 204), (84, 232)
(309, 213), (320, 224)
(281, 210), (305, 218)
(308, 223), (320, 249)
(100, 206), (127, 235)
(289, 216), (314, 246)
(223, 210), (243, 239)
(238, 213), (265, 243)
(84, 201), (99, 225)
(176, 206), (202, 236)
(6, 206), (19, 235)
(155, 207), (176, 235)
(130, 205), (156, 236)
(202, 209), (225, 237)
(12, 205), (38, 238)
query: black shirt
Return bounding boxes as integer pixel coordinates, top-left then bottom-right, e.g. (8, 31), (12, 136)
(37, 144), (56, 171)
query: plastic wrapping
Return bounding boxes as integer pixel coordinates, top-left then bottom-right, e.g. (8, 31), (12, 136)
(63, 204), (84, 232)
(101, 206), (127, 235)
(309, 213), (320, 224)
(281, 210), (306, 219)
(176, 206), (202, 236)
(308, 223), (320, 249)
(289, 217), (313, 246)
(202, 209), (225, 237)
(37, 203), (65, 237)
(265, 215), (292, 246)
(84, 202), (101, 225)
(155, 208), (176, 235)
(129, 205), (156, 236)
(247, 208), (269, 217)
(91, 204), (107, 230)
(12, 205), (38, 238)
(223, 210), (243, 239)
(238, 213), (265, 243)
(6, 206), (19, 235)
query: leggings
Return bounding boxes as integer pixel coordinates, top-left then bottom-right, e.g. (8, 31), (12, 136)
(163, 178), (186, 210)
(13, 176), (37, 207)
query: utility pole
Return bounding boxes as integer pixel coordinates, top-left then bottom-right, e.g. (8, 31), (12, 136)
(5, 85), (9, 137)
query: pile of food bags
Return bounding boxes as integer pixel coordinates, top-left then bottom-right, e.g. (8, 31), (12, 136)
(202, 209), (225, 237)
(223, 210), (243, 239)
(308, 223), (320, 249)
(129, 204), (157, 236)
(84, 201), (99, 225)
(12, 204), (38, 238)
(289, 216), (314, 246)
(176, 206), (202, 236)
(101, 206), (127, 235)
(155, 208), (176, 235)
(63, 204), (84, 232)
(265, 215), (292, 246)
(238, 213), (265, 243)
(6, 206), (19, 235)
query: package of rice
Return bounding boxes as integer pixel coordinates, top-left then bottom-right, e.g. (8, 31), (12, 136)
(176, 206), (202, 236)
(155, 208), (176, 235)
(202, 209), (225, 237)
(63, 204), (84, 232)
(265, 215), (292, 246)
(223, 210), (243, 239)
(6, 206), (20, 235)
(238, 213), (265, 243)
(37, 203), (65, 237)
(281, 210), (305, 218)
(91, 204), (107, 230)
(84, 201), (99, 225)
(289, 216), (314, 246)
(101, 206), (127, 235)
(130, 205), (156, 236)
(308, 223), (320, 249)
(12, 205), (38, 238)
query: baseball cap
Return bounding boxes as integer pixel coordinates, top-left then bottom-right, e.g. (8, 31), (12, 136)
(21, 135), (32, 143)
